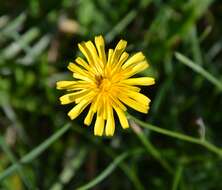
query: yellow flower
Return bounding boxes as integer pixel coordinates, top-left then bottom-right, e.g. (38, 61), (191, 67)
(56, 35), (155, 136)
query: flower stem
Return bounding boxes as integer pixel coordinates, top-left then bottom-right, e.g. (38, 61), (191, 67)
(128, 114), (222, 157)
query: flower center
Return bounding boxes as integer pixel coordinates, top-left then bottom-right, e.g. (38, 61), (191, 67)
(97, 77), (112, 92)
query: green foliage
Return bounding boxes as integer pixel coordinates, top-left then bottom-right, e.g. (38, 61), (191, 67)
(0, 0), (222, 189)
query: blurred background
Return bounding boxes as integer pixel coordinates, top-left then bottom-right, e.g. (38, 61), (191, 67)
(0, 0), (222, 189)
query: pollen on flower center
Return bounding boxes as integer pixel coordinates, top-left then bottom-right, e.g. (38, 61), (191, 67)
(97, 77), (112, 92)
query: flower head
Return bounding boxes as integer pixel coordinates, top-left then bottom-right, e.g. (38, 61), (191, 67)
(56, 35), (155, 136)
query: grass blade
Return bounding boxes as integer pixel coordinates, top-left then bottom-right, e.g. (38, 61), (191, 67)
(0, 135), (32, 189)
(105, 10), (137, 43)
(18, 35), (51, 65)
(50, 148), (87, 190)
(0, 123), (71, 181)
(175, 52), (222, 91)
(1, 27), (39, 59)
(0, 13), (26, 36)
(172, 163), (183, 190)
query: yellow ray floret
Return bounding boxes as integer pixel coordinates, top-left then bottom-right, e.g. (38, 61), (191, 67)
(56, 35), (155, 136)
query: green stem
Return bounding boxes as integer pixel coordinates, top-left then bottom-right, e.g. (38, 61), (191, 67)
(129, 114), (222, 157)
(0, 123), (71, 181)
(130, 120), (173, 173)
(76, 149), (143, 190)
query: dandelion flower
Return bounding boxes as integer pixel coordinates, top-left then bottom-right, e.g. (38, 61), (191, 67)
(56, 35), (155, 136)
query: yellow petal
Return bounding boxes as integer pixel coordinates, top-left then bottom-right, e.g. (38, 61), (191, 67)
(94, 113), (105, 136)
(68, 62), (91, 77)
(84, 104), (95, 126)
(105, 105), (115, 136)
(78, 42), (100, 74)
(134, 94), (150, 106)
(59, 90), (89, 104)
(111, 52), (129, 77)
(92, 93), (102, 112)
(85, 41), (103, 72)
(78, 42), (92, 63)
(95, 35), (106, 64)
(113, 105), (129, 129)
(75, 91), (96, 104)
(122, 90), (150, 106)
(121, 77), (155, 86)
(85, 41), (98, 57)
(122, 52), (145, 69)
(68, 99), (90, 120)
(108, 93), (127, 111)
(117, 52), (129, 66)
(75, 57), (95, 73)
(106, 49), (114, 72)
(122, 61), (149, 78)
(118, 95), (148, 113)
(110, 40), (127, 66)
(116, 84), (141, 92)
(66, 82), (94, 92)
(102, 96), (107, 120)
(56, 81), (77, 90)
(115, 39), (127, 50)
(73, 73), (95, 82)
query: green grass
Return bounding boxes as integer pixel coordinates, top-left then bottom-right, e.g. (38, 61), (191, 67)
(0, 0), (222, 189)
